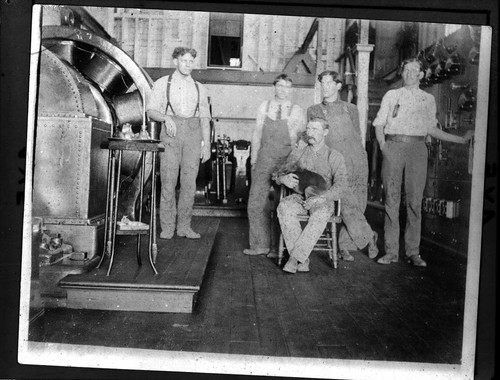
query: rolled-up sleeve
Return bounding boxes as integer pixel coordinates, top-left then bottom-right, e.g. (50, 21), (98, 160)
(372, 90), (393, 128)
(425, 93), (438, 134)
(148, 77), (168, 114)
(198, 82), (211, 119)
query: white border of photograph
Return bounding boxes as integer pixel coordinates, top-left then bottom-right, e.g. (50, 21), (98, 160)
(17, 3), (492, 380)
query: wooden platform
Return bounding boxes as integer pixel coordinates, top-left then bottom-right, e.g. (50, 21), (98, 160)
(59, 217), (220, 313)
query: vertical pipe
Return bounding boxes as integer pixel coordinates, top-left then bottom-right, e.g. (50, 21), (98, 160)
(356, 43), (374, 148)
(97, 149), (113, 269)
(149, 151), (159, 274)
(107, 150), (122, 276)
(136, 151), (145, 266)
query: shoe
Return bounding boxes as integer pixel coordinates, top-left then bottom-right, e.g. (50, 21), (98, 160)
(339, 250), (354, 261)
(297, 258), (310, 272)
(177, 228), (201, 239)
(283, 257), (298, 273)
(408, 254), (427, 267)
(243, 248), (270, 256)
(368, 231), (379, 259)
(159, 230), (174, 239)
(377, 254), (398, 265)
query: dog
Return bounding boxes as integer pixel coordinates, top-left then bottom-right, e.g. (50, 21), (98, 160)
(293, 168), (329, 198)
(277, 161), (329, 199)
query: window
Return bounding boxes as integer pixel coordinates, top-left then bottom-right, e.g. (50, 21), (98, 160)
(208, 12), (243, 68)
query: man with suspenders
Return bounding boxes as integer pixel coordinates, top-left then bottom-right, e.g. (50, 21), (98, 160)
(243, 74), (306, 256)
(148, 46), (211, 239)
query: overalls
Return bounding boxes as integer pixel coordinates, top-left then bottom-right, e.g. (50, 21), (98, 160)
(310, 101), (373, 251)
(247, 101), (293, 250)
(159, 76), (202, 234)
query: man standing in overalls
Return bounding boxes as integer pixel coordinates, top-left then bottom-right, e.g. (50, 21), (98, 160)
(148, 46), (211, 239)
(307, 71), (378, 262)
(243, 74), (306, 256)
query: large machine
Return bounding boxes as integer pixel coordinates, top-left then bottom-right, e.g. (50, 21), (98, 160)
(33, 6), (154, 258)
(33, 6), (252, 259)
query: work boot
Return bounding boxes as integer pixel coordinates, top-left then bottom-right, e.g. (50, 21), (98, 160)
(297, 258), (310, 272)
(177, 228), (201, 239)
(243, 248), (270, 256)
(377, 254), (398, 265)
(368, 231), (379, 259)
(339, 250), (354, 261)
(159, 230), (174, 239)
(408, 254), (427, 267)
(283, 256), (298, 273)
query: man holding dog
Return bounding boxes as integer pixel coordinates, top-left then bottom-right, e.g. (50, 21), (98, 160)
(274, 118), (348, 273)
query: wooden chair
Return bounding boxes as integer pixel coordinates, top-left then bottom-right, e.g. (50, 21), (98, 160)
(276, 186), (342, 268)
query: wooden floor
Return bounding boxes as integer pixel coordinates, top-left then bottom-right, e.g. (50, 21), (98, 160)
(28, 217), (466, 363)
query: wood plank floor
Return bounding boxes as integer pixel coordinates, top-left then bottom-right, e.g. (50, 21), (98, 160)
(28, 217), (466, 362)
(57, 217), (219, 313)
(61, 217), (219, 288)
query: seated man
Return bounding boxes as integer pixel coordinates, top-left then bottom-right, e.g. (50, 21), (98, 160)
(274, 118), (348, 273)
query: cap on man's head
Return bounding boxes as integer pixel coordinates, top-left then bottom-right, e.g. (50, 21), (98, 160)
(172, 46), (197, 59)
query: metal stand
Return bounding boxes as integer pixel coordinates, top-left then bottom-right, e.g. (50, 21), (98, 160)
(212, 135), (232, 204)
(97, 139), (164, 276)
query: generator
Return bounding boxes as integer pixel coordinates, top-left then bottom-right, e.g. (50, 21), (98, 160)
(33, 6), (154, 258)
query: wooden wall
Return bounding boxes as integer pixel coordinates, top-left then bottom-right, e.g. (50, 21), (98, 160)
(87, 8), (210, 69)
(85, 7), (343, 74)
(206, 84), (315, 141)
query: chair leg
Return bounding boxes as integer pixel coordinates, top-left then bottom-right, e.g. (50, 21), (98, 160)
(326, 222), (334, 266)
(332, 222), (338, 269)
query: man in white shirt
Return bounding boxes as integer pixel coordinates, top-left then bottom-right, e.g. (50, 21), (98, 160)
(373, 58), (474, 267)
(148, 46), (211, 239)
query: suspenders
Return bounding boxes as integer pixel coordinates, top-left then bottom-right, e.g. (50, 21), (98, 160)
(165, 75), (200, 117)
(266, 100), (293, 118)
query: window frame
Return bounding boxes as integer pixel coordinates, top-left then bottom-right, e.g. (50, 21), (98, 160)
(207, 12), (244, 69)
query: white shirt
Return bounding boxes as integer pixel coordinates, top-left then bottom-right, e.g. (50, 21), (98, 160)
(373, 86), (437, 136)
(148, 70), (210, 119)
